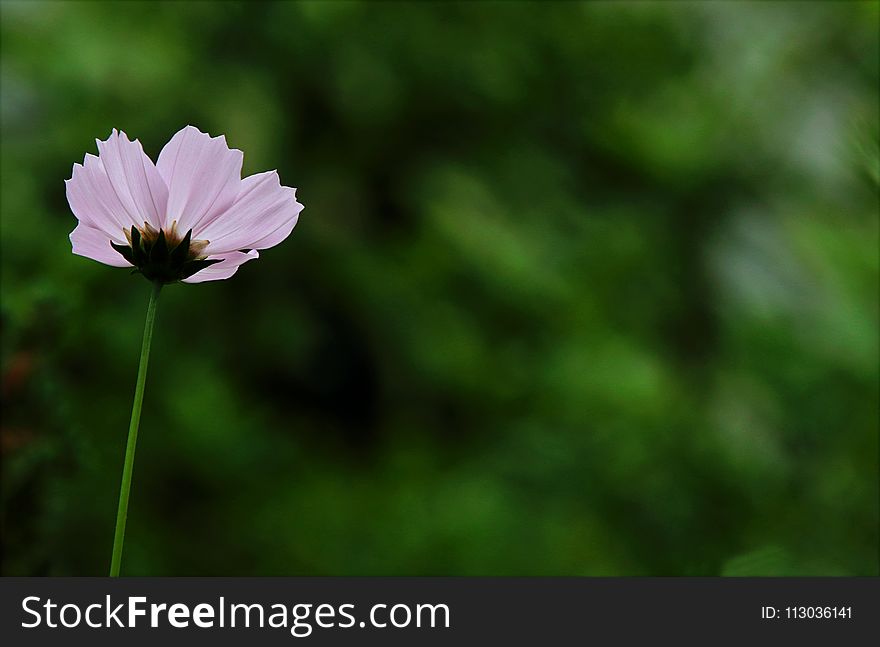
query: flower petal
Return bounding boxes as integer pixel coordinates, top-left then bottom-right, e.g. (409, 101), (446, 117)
(181, 250), (259, 283)
(94, 129), (168, 229)
(197, 171), (303, 254)
(66, 151), (158, 237)
(156, 125), (243, 233)
(70, 223), (131, 267)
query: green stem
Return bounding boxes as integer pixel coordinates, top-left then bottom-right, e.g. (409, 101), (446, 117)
(110, 281), (162, 577)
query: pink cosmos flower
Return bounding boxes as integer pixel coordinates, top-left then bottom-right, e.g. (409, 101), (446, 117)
(66, 126), (303, 283)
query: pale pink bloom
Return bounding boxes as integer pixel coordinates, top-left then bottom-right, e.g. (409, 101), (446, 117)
(66, 126), (303, 283)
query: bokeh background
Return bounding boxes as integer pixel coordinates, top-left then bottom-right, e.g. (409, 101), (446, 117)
(1, 0), (878, 576)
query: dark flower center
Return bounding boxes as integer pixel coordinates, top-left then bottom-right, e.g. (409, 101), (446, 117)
(111, 221), (220, 283)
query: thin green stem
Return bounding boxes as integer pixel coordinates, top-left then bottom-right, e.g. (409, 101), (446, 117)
(110, 281), (162, 577)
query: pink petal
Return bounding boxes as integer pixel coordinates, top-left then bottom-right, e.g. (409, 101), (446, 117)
(156, 125), (242, 233)
(70, 223), (131, 267)
(245, 198), (300, 250)
(94, 129), (168, 230)
(181, 250), (259, 284)
(196, 171), (303, 254)
(66, 139), (165, 238)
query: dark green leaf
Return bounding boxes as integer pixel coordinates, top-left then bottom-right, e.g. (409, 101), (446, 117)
(150, 229), (169, 265)
(110, 241), (134, 264)
(130, 226), (146, 266)
(179, 258), (222, 280)
(171, 229), (193, 266)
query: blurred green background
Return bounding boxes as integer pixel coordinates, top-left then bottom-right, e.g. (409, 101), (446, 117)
(1, 0), (878, 576)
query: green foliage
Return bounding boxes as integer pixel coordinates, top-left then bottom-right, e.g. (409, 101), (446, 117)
(1, 0), (877, 575)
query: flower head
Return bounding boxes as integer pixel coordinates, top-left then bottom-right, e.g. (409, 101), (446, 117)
(66, 126), (303, 283)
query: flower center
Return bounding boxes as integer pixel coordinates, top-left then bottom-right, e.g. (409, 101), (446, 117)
(111, 221), (220, 283)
